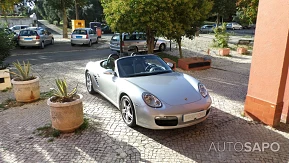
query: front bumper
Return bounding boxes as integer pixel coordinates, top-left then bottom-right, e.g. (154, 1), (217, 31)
(134, 96), (212, 129)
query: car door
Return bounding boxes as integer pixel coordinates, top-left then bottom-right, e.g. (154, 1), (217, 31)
(97, 63), (118, 103)
(110, 34), (120, 51)
(39, 29), (47, 44)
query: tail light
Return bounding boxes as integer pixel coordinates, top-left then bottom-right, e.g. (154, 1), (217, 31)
(121, 41), (124, 46)
(86, 34), (88, 39)
(18, 35), (20, 40)
(36, 35), (40, 39)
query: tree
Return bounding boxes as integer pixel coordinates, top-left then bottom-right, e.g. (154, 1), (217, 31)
(236, 0), (259, 24)
(0, 0), (22, 24)
(102, 0), (213, 56)
(0, 29), (15, 69)
(164, 0), (213, 58)
(211, 0), (237, 25)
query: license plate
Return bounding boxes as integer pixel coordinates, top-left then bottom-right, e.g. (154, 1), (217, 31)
(24, 38), (33, 41)
(183, 110), (206, 122)
(76, 36), (82, 38)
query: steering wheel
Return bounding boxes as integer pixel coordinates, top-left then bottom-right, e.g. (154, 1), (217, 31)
(145, 64), (157, 72)
(149, 66), (165, 72)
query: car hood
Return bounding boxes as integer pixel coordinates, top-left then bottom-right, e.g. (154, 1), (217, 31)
(125, 72), (202, 106)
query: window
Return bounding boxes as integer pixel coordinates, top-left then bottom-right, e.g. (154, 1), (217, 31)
(111, 35), (120, 41)
(73, 30), (87, 35)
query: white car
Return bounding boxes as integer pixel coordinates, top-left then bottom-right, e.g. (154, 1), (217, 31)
(226, 22), (243, 30)
(71, 28), (98, 47)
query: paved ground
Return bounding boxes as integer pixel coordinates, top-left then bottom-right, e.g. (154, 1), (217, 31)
(0, 35), (289, 162)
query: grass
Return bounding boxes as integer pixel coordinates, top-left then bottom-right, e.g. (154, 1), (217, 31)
(0, 98), (24, 109)
(33, 118), (89, 142)
(155, 52), (179, 66)
(1, 87), (12, 92)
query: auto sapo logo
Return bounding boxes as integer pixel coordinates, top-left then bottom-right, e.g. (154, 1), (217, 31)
(208, 142), (280, 152)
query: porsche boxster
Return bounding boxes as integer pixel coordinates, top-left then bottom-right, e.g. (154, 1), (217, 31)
(85, 54), (212, 129)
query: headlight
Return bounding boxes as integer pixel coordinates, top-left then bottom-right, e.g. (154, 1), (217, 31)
(142, 92), (162, 108)
(198, 83), (208, 98)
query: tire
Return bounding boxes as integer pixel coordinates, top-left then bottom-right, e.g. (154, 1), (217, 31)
(85, 71), (96, 94)
(232, 27), (235, 30)
(120, 95), (136, 127)
(71, 43), (75, 46)
(40, 42), (45, 49)
(132, 46), (138, 52)
(159, 43), (166, 51)
(88, 40), (92, 47)
(50, 38), (54, 45)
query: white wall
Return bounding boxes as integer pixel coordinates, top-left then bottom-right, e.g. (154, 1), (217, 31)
(0, 17), (34, 27)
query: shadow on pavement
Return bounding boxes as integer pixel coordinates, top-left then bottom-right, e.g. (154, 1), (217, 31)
(133, 107), (289, 162)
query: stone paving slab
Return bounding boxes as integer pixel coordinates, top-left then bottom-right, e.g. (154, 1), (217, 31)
(0, 36), (289, 162)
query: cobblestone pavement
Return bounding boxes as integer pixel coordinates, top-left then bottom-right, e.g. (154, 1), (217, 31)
(1, 36), (289, 163)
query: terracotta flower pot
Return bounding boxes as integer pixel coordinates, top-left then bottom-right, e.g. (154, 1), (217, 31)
(0, 69), (11, 91)
(11, 76), (40, 102)
(219, 48), (230, 56)
(47, 94), (84, 133)
(237, 47), (248, 54)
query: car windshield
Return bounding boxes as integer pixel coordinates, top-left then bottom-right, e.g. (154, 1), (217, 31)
(117, 55), (173, 78)
(73, 29), (87, 35)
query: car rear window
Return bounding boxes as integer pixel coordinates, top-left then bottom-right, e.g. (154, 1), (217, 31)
(19, 30), (38, 36)
(111, 35), (120, 41)
(73, 30), (87, 35)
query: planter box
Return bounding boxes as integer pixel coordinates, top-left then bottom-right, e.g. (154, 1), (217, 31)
(219, 48), (230, 56)
(163, 58), (176, 70)
(0, 69), (11, 90)
(237, 47), (248, 54)
(47, 94), (84, 133)
(178, 57), (211, 71)
(11, 76), (40, 102)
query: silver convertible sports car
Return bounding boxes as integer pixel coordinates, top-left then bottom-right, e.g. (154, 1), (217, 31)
(85, 54), (212, 129)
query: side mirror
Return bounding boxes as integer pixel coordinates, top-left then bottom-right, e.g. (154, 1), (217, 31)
(103, 69), (115, 75)
(167, 62), (174, 68)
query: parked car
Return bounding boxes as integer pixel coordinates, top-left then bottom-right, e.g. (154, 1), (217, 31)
(9, 25), (30, 34)
(226, 22), (243, 30)
(200, 25), (214, 33)
(101, 25), (113, 34)
(71, 28), (98, 47)
(110, 32), (167, 53)
(18, 27), (54, 49)
(85, 54), (212, 129)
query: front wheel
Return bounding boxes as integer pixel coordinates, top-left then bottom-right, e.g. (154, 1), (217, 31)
(85, 71), (96, 94)
(120, 95), (136, 127)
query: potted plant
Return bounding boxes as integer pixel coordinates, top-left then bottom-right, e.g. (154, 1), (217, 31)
(8, 60), (40, 102)
(0, 27), (15, 90)
(47, 79), (84, 133)
(237, 45), (248, 54)
(213, 23), (230, 56)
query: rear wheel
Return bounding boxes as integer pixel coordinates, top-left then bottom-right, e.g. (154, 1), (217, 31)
(50, 38), (54, 45)
(120, 95), (136, 127)
(40, 42), (45, 49)
(85, 71), (96, 94)
(159, 43), (166, 51)
(88, 40), (92, 47)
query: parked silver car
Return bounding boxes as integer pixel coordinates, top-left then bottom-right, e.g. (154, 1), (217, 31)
(109, 33), (167, 53)
(85, 54), (211, 129)
(226, 22), (243, 30)
(18, 27), (54, 49)
(71, 28), (98, 47)
(9, 25), (30, 34)
(200, 25), (214, 33)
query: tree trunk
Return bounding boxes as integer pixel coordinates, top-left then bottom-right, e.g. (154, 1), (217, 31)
(120, 32), (123, 54)
(176, 38), (183, 58)
(146, 28), (155, 54)
(216, 13), (220, 27)
(62, 0), (68, 38)
(75, 0), (79, 20)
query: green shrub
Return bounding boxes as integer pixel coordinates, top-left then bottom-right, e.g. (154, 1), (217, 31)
(0, 28), (15, 69)
(213, 23), (229, 48)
